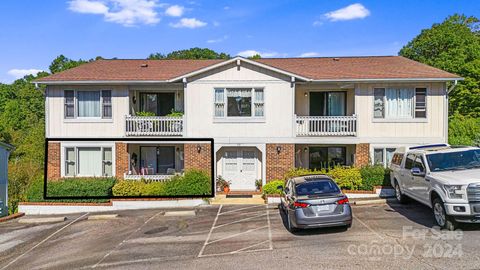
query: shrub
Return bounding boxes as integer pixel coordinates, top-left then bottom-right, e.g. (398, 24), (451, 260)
(163, 169), (211, 196)
(284, 167), (326, 180)
(26, 177), (116, 203)
(449, 113), (480, 146)
(326, 167), (362, 190)
(262, 180), (285, 195)
(359, 165), (390, 191)
(112, 180), (165, 196)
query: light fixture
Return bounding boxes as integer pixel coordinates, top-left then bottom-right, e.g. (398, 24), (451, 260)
(304, 147), (308, 153)
(196, 145), (202, 153)
(276, 146), (282, 154)
(304, 92), (308, 97)
(132, 95), (136, 104)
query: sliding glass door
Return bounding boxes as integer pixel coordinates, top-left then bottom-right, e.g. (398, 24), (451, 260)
(309, 146), (346, 170)
(140, 146), (175, 174)
(309, 91), (346, 116)
(140, 93), (175, 116)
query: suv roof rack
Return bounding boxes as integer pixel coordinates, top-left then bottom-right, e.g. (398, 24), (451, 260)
(409, 144), (450, 150)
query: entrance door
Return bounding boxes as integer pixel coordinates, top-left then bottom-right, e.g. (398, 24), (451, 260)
(222, 148), (258, 190)
(140, 146), (175, 174)
(140, 93), (175, 116)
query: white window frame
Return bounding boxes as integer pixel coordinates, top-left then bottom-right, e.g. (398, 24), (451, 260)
(60, 143), (115, 177)
(213, 87), (265, 122)
(372, 86), (429, 123)
(372, 147), (397, 168)
(63, 90), (113, 121)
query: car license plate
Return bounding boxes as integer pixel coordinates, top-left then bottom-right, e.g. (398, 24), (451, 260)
(315, 205), (329, 212)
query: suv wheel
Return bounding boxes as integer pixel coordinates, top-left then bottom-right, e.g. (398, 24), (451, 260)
(432, 198), (458, 231)
(395, 181), (408, 204)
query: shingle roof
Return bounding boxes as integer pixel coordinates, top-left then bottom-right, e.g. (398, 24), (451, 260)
(36, 56), (460, 83)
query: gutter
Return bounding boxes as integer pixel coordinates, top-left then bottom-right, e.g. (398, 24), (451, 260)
(447, 79), (459, 94)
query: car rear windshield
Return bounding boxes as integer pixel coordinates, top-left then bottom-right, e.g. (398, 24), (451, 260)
(295, 179), (340, 196)
(427, 149), (480, 172)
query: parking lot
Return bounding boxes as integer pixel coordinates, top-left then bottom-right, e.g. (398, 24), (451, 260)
(1, 201), (480, 270)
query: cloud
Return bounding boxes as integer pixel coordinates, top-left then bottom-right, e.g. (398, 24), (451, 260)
(165, 5), (184, 17)
(68, 0), (160, 26)
(324, 3), (370, 22)
(7, 69), (44, 79)
(237, 50), (283, 58)
(207, 35), (228, 43)
(169, 18), (207, 28)
(299, 52), (320, 57)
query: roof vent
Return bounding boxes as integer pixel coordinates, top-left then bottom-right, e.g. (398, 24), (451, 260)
(140, 63), (148, 68)
(333, 57), (340, 61)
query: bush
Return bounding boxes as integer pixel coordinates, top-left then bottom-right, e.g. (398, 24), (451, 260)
(163, 170), (211, 196)
(112, 180), (165, 196)
(262, 180), (285, 195)
(284, 167), (326, 180)
(449, 113), (480, 146)
(326, 167), (362, 190)
(359, 165), (390, 191)
(26, 177), (116, 203)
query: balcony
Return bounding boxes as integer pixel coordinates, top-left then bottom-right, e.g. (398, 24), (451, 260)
(125, 115), (184, 136)
(295, 115), (357, 136)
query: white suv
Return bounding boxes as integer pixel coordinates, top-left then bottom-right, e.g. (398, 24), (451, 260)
(390, 144), (480, 230)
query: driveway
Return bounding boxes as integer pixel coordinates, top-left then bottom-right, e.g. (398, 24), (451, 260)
(0, 201), (479, 270)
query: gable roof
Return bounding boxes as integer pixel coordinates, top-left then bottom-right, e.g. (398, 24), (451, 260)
(34, 56), (461, 84)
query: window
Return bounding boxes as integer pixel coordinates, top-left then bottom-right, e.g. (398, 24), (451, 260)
(414, 156), (425, 172)
(391, 153), (404, 166)
(415, 88), (427, 118)
(64, 147), (113, 177)
(309, 146), (346, 170)
(374, 148), (397, 167)
(404, 154), (416, 169)
(373, 87), (426, 119)
(64, 90), (112, 119)
(214, 88), (264, 118)
(373, 88), (385, 118)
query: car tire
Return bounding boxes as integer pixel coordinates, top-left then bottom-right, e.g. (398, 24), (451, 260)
(432, 198), (458, 231)
(395, 181), (408, 204)
(286, 212), (297, 233)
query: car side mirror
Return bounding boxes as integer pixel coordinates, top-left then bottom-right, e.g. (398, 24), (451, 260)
(411, 167), (425, 177)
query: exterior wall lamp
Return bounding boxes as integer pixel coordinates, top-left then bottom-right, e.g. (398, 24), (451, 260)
(276, 146), (282, 154)
(196, 144), (202, 153)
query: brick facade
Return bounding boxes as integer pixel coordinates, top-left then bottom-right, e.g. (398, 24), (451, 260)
(184, 143), (211, 175)
(266, 144), (295, 182)
(115, 142), (129, 180)
(354, 143), (370, 167)
(47, 142), (61, 180)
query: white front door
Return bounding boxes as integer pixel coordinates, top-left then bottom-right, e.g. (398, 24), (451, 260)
(222, 148), (258, 190)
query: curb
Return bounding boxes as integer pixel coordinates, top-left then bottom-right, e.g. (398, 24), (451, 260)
(353, 198), (395, 205)
(88, 214), (118, 220)
(0, 212), (25, 223)
(18, 216), (67, 224)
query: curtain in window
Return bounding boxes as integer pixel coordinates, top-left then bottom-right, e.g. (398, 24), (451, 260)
(254, 89), (264, 117)
(386, 148), (396, 166)
(214, 89), (225, 117)
(103, 148), (112, 176)
(78, 91), (100, 117)
(328, 92), (346, 116)
(226, 88), (252, 97)
(78, 147), (102, 176)
(386, 88), (413, 118)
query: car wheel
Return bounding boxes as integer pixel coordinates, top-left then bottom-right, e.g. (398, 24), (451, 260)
(433, 198), (458, 231)
(286, 212), (297, 233)
(395, 181), (408, 204)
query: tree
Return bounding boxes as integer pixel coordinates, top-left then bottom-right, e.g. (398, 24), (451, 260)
(248, 54), (261, 59)
(49, 55), (94, 74)
(148, 47), (230, 60)
(399, 14), (480, 117)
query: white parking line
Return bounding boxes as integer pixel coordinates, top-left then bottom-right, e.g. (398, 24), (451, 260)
(1, 213), (89, 270)
(198, 204), (273, 258)
(352, 212), (385, 240)
(91, 211), (163, 269)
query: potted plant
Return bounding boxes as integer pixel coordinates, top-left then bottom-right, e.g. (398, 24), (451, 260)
(216, 176), (231, 193)
(255, 179), (263, 192)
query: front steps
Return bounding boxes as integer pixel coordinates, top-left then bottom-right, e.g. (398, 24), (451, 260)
(210, 194), (265, 205)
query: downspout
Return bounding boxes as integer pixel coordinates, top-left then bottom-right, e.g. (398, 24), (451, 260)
(445, 80), (458, 144)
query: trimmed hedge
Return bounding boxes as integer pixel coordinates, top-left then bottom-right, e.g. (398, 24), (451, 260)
(111, 169), (211, 196)
(359, 165), (391, 191)
(326, 167), (362, 190)
(26, 177), (116, 202)
(263, 180), (285, 195)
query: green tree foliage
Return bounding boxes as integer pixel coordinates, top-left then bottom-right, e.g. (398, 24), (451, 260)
(248, 54), (261, 59)
(399, 14), (480, 117)
(148, 47), (230, 60)
(449, 113), (480, 146)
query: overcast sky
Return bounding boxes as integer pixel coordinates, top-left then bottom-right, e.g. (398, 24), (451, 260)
(0, 0), (478, 83)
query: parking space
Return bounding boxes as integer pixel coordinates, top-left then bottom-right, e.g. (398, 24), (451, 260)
(1, 202), (480, 269)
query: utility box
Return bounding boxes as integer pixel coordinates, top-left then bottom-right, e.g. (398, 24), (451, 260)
(0, 142), (13, 217)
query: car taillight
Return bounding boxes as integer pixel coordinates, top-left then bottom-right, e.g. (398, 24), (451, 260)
(336, 198), (349, 205)
(293, 202), (310, 208)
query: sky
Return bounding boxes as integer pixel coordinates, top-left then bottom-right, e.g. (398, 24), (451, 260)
(0, 0), (479, 83)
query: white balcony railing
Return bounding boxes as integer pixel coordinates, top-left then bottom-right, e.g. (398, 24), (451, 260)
(125, 115), (183, 136)
(295, 115), (357, 136)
